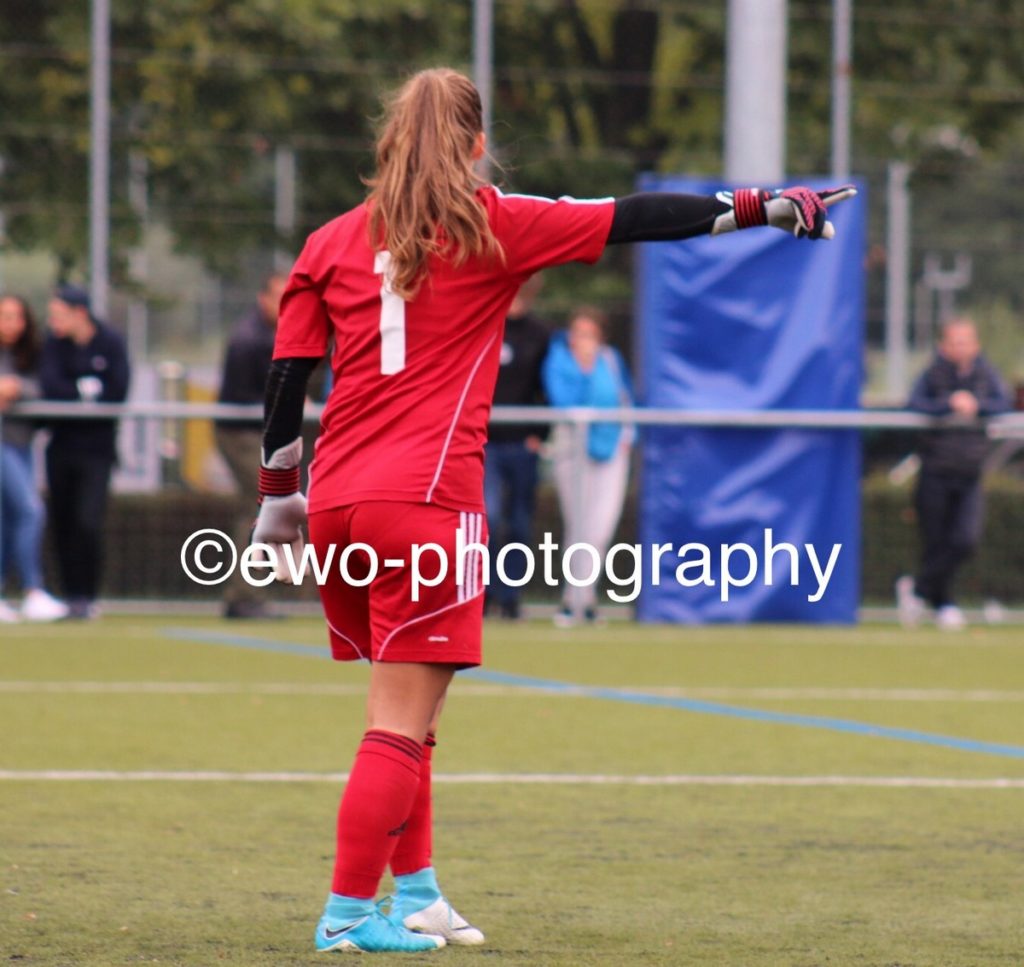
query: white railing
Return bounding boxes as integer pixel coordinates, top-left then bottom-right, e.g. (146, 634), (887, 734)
(4, 402), (1019, 499)
(4, 400), (1024, 435)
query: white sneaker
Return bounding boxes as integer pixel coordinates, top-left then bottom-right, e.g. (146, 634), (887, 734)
(21, 589), (70, 622)
(553, 606), (577, 628)
(0, 600), (20, 623)
(402, 897), (485, 946)
(895, 575), (926, 628)
(936, 605), (966, 631)
(982, 600), (1006, 625)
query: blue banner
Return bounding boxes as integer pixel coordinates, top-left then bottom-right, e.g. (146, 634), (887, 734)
(636, 176), (865, 623)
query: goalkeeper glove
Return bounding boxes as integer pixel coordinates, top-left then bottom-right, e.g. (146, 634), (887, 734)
(712, 184), (857, 239)
(251, 437), (307, 584)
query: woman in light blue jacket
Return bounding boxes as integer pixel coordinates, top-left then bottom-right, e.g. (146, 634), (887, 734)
(542, 306), (633, 625)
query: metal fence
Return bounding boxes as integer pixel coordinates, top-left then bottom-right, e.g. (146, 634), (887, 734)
(4, 3), (1024, 399)
(2, 402), (1023, 614)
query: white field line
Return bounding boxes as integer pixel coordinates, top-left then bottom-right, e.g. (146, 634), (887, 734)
(0, 681), (367, 695)
(1, 681), (1023, 702)
(0, 770), (1022, 789)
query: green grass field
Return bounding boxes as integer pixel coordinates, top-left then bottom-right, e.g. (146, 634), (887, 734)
(2, 617), (1023, 966)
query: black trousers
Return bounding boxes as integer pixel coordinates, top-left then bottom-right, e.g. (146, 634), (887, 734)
(45, 447), (114, 602)
(914, 469), (983, 608)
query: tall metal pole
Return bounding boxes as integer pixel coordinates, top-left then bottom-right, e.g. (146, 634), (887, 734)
(89, 0), (111, 317)
(274, 144), (297, 272)
(885, 160), (911, 401)
(724, 0), (788, 184)
(0, 155), (6, 291)
(831, 0), (852, 180)
(472, 0), (494, 178)
(127, 149), (148, 361)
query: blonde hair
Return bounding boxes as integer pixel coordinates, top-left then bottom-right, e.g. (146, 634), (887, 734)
(366, 69), (503, 299)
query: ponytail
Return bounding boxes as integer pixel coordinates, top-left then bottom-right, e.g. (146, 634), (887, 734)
(366, 69), (503, 299)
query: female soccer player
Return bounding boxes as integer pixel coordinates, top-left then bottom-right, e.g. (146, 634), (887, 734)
(252, 68), (854, 953)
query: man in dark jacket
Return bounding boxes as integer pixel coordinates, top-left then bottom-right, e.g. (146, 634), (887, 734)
(40, 284), (130, 619)
(483, 275), (549, 620)
(897, 318), (1012, 629)
(216, 273), (287, 618)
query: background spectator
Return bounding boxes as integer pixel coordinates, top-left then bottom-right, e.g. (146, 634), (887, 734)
(0, 295), (68, 622)
(897, 317), (1012, 630)
(40, 284), (130, 620)
(542, 305), (633, 626)
(484, 274), (549, 620)
(215, 273), (287, 619)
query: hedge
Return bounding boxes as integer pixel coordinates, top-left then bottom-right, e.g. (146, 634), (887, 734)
(23, 472), (1020, 607)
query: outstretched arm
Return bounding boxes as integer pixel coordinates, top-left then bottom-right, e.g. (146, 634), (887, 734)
(607, 185), (856, 245)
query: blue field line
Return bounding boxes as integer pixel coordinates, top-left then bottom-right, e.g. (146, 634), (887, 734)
(461, 668), (1024, 761)
(160, 628), (1024, 761)
(161, 626), (331, 659)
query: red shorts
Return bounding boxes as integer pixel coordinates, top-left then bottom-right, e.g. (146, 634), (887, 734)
(308, 501), (487, 666)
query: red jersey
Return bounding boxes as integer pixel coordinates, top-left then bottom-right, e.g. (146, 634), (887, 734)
(274, 187), (615, 514)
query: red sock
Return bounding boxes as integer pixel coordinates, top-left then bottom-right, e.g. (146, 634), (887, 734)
(390, 732), (436, 876)
(331, 730), (423, 898)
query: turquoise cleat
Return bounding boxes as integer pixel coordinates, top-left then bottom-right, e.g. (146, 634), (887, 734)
(315, 894), (445, 953)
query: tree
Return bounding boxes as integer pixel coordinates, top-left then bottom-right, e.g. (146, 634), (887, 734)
(1, 0), (1023, 320)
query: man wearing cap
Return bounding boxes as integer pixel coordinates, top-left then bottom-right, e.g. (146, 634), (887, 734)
(39, 284), (130, 619)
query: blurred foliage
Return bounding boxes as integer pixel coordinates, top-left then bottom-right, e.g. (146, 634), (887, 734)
(1, 0), (1023, 342)
(30, 468), (1024, 604)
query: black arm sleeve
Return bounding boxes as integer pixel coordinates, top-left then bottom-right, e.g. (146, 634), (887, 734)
(607, 192), (731, 245)
(262, 356), (321, 458)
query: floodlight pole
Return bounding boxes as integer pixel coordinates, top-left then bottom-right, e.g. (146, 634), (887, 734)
(885, 161), (911, 401)
(472, 0), (494, 179)
(725, 0), (787, 184)
(127, 149), (148, 361)
(831, 0), (852, 180)
(274, 145), (297, 272)
(89, 0), (111, 318)
(0, 157), (6, 290)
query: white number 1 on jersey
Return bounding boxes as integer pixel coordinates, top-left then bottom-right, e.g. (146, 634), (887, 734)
(374, 250), (406, 375)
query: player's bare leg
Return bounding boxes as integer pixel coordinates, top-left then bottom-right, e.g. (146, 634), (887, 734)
(388, 689), (486, 945)
(365, 662), (455, 740)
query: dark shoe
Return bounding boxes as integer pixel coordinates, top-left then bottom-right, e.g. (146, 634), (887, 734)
(499, 600), (521, 621)
(64, 598), (99, 621)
